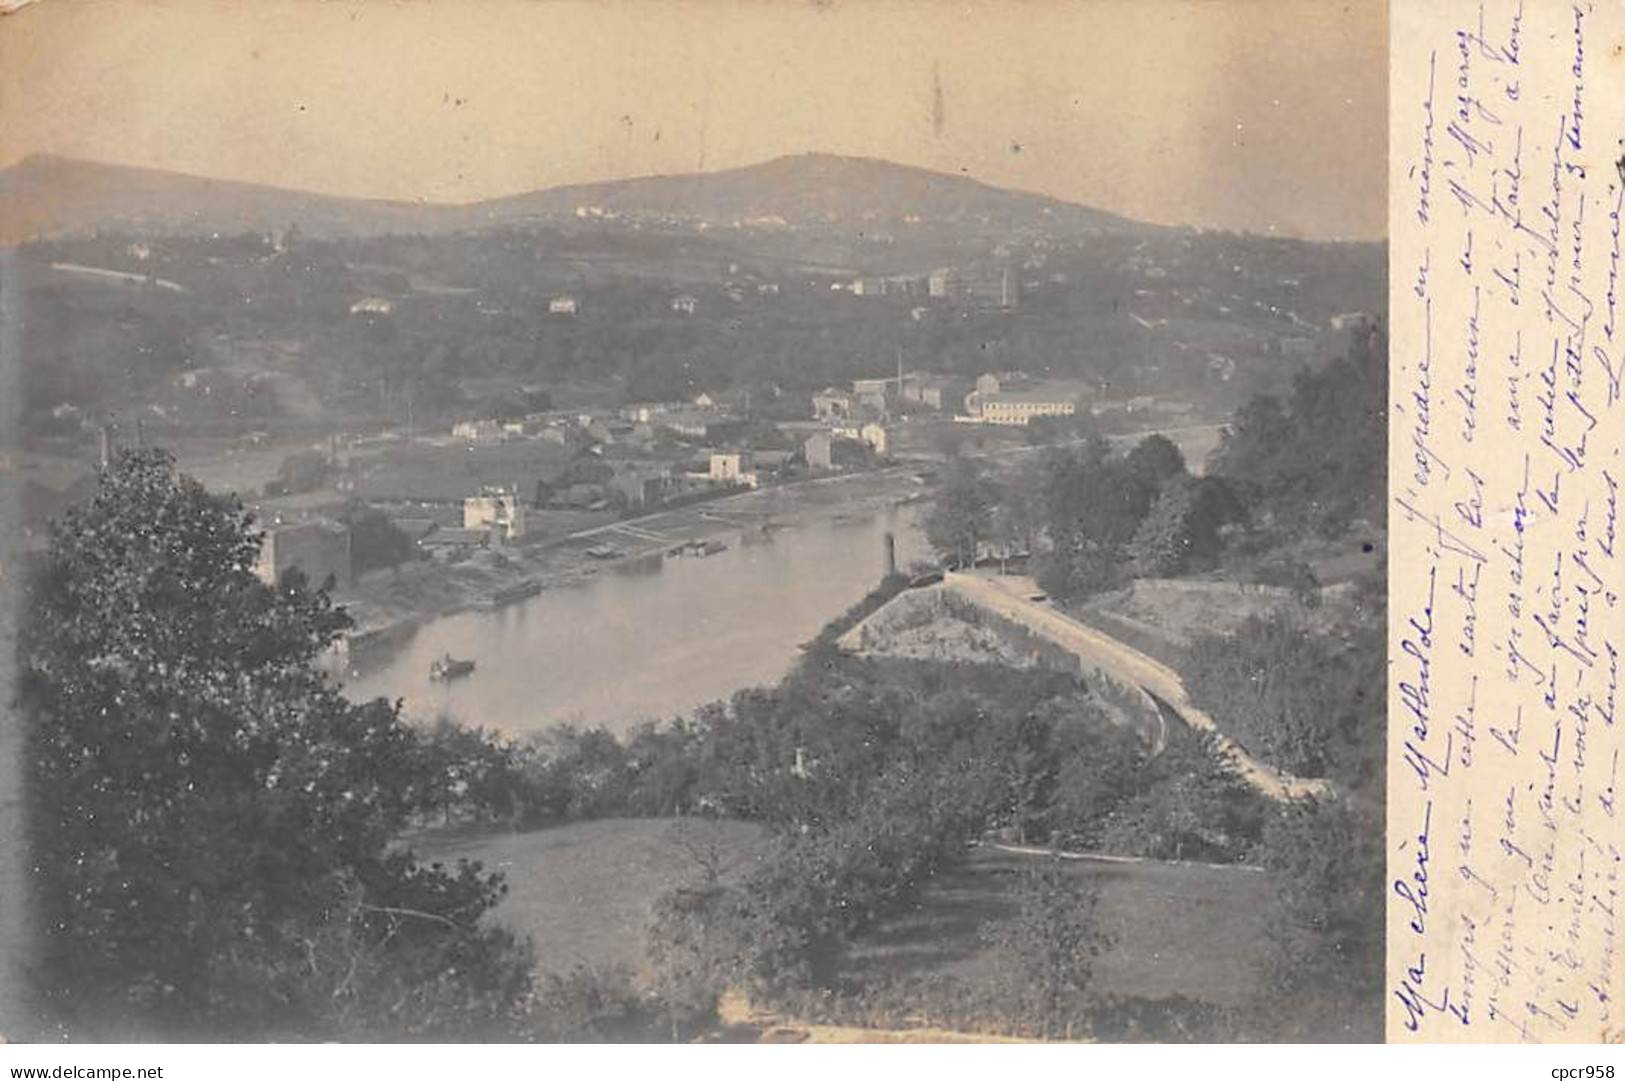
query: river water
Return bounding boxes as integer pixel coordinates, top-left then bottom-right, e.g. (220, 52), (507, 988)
(342, 504), (929, 737)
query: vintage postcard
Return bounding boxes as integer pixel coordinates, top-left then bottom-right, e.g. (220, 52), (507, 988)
(0, 0), (1390, 1046)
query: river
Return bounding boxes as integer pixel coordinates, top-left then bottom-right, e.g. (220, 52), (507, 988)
(342, 503), (929, 736)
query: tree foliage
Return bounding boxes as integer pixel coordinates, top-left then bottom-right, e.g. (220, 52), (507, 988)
(17, 450), (532, 1039)
(1209, 329), (1386, 537)
(1092, 730), (1264, 863)
(1122, 433), (1187, 489)
(984, 858), (1112, 1039)
(266, 449), (332, 497)
(341, 500), (417, 576)
(1251, 795), (1384, 1041)
(1179, 586), (1386, 1040)
(1127, 476), (1243, 577)
(1184, 611), (1382, 784)
(1032, 442), (1157, 599)
(923, 460), (996, 567)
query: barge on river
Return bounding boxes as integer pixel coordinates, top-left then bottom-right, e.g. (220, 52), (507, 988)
(667, 538), (728, 558)
(430, 654), (477, 682)
(475, 579), (544, 610)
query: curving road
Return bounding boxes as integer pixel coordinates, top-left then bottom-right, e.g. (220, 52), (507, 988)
(944, 571), (1330, 802)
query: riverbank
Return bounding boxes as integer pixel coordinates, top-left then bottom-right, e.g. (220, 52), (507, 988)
(333, 465), (935, 662)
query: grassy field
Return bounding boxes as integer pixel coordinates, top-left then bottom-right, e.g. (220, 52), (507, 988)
(347, 440), (577, 503)
(841, 845), (1276, 1009)
(409, 818), (769, 977)
(407, 820), (1276, 1041)
(411, 820), (1271, 1001)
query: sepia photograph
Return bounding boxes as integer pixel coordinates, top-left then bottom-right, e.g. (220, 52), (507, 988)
(0, 0), (1387, 1045)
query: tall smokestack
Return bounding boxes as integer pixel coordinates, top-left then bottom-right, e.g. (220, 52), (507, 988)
(884, 531), (897, 577)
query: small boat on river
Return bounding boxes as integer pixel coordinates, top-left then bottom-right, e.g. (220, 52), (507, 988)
(430, 653), (476, 682)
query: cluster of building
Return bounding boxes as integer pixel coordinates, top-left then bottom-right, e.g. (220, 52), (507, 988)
(809, 365), (1181, 431)
(369, 259), (1036, 335)
(253, 445), (757, 580)
(539, 282), (782, 321)
(928, 265), (1022, 308)
(249, 348), (1196, 587)
(248, 353), (1195, 592)
(311, 387), (807, 566)
(814, 364), (1097, 428)
(805, 363), (1098, 449)
(807, 369), (962, 461)
(960, 371), (1093, 426)
(838, 264), (1022, 309)
(446, 388), (748, 452)
(812, 370), (966, 424)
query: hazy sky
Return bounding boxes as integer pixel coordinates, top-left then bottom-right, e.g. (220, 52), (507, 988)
(0, 0), (1387, 239)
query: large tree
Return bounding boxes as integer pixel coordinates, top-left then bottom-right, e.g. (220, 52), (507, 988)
(1033, 443), (1156, 599)
(1122, 433), (1187, 490)
(17, 450), (532, 1040)
(341, 500), (417, 577)
(923, 459), (996, 568)
(1209, 329), (1387, 538)
(1127, 475), (1243, 577)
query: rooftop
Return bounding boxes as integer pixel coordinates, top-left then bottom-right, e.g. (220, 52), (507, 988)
(983, 380), (1093, 405)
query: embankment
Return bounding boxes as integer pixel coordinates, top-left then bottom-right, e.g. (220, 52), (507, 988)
(837, 584), (1167, 751)
(842, 572), (1328, 801)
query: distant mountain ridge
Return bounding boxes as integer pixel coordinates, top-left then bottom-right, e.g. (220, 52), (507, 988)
(0, 155), (453, 244)
(0, 152), (1147, 244)
(477, 153), (1139, 232)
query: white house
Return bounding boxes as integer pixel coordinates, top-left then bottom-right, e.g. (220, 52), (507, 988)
(709, 450), (758, 488)
(451, 418), (503, 443)
(859, 422), (892, 457)
(349, 296), (395, 316)
(963, 372), (1091, 426)
(803, 431), (834, 471)
(812, 387), (855, 422)
(463, 484), (527, 541)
